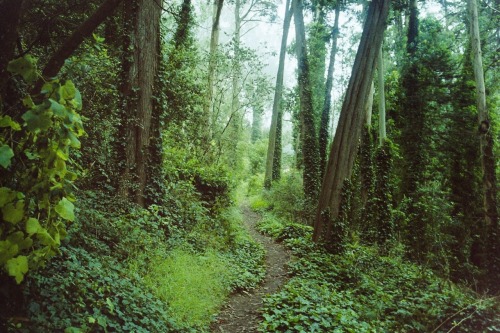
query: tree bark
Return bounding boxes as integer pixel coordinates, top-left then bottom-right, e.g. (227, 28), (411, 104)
(378, 45), (386, 145)
(0, 0), (24, 97)
(294, 0), (320, 217)
(264, 0), (292, 188)
(319, 4), (340, 178)
(467, 0), (499, 280)
(204, 0), (224, 147)
(313, 0), (390, 243)
(118, 0), (161, 206)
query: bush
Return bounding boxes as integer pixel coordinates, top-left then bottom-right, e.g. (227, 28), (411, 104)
(268, 171), (305, 222)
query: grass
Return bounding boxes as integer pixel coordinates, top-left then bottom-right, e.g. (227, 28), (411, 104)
(140, 248), (232, 330)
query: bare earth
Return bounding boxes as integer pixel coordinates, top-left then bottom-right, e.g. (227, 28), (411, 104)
(211, 206), (291, 333)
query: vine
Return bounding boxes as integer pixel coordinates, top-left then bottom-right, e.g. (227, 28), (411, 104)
(0, 55), (85, 283)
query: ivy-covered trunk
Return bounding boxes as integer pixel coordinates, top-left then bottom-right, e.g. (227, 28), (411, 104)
(313, 0), (390, 244)
(467, 0), (499, 288)
(293, 0), (320, 220)
(118, 0), (161, 206)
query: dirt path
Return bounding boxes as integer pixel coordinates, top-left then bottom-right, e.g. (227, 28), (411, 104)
(211, 206), (291, 333)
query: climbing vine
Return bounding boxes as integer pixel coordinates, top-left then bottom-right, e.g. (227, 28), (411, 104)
(0, 55), (85, 283)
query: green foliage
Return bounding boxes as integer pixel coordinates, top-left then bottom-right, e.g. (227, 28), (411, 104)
(22, 246), (182, 332)
(268, 171), (305, 222)
(135, 247), (232, 330)
(259, 215), (500, 332)
(0, 56), (85, 283)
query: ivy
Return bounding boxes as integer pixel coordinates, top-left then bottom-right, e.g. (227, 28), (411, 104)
(0, 55), (85, 283)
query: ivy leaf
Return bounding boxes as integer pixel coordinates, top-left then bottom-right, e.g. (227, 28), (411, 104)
(55, 197), (75, 221)
(49, 99), (67, 118)
(7, 56), (38, 83)
(6, 255), (29, 284)
(0, 240), (19, 265)
(73, 90), (83, 110)
(0, 116), (21, 130)
(67, 130), (81, 149)
(22, 110), (52, 133)
(62, 80), (76, 100)
(26, 218), (43, 235)
(2, 200), (25, 224)
(0, 145), (14, 168)
(0, 187), (17, 207)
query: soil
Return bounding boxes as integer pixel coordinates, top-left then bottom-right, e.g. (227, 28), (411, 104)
(211, 206), (291, 333)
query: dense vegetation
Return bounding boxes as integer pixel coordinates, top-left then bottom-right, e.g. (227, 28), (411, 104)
(1, 0), (499, 332)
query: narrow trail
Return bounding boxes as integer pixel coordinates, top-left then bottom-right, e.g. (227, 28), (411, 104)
(211, 205), (291, 333)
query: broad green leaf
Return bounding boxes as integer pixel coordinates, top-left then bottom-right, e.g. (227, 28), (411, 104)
(22, 110), (52, 132)
(7, 56), (37, 83)
(73, 90), (83, 110)
(2, 200), (25, 224)
(56, 148), (69, 161)
(49, 99), (67, 118)
(67, 130), (81, 148)
(0, 145), (14, 168)
(62, 80), (76, 100)
(25, 150), (40, 160)
(22, 96), (34, 109)
(26, 218), (42, 235)
(0, 240), (19, 265)
(6, 255), (29, 284)
(55, 197), (75, 221)
(0, 187), (16, 207)
(37, 231), (56, 246)
(0, 116), (21, 130)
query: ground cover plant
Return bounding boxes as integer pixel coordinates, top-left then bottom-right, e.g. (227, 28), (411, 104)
(256, 192), (500, 333)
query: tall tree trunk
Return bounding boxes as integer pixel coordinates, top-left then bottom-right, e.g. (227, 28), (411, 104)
(319, 4), (340, 178)
(118, 0), (161, 206)
(467, 0), (499, 283)
(313, 0), (390, 243)
(251, 106), (262, 143)
(228, 0), (242, 168)
(264, 0), (292, 188)
(204, 0), (224, 147)
(0, 0), (24, 97)
(378, 45), (386, 145)
(272, 109), (282, 181)
(294, 0), (320, 219)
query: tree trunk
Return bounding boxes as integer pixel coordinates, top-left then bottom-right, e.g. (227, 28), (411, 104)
(272, 108), (282, 181)
(228, 0), (242, 168)
(264, 0), (292, 188)
(313, 0), (390, 243)
(294, 0), (320, 218)
(118, 0), (161, 206)
(378, 45), (386, 145)
(467, 0), (499, 283)
(0, 0), (24, 97)
(319, 4), (340, 178)
(204, 0), (224, 147)
(251, 106), (262, 143)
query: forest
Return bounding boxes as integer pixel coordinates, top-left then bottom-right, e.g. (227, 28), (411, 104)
(0, 0), (499, 331)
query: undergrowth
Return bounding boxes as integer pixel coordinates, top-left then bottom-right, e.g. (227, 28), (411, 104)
(5, 177), (265, 332)
(254, 199), (500, 333)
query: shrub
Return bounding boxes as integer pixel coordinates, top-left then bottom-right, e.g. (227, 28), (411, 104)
(268, 171), (305, 222)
